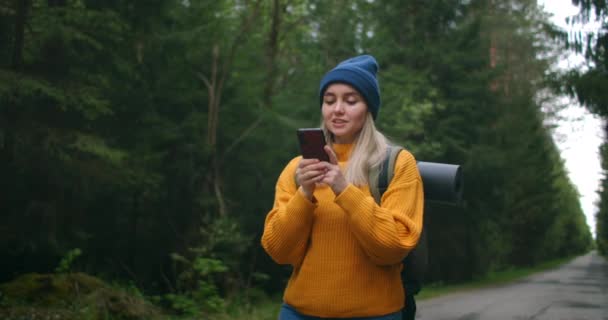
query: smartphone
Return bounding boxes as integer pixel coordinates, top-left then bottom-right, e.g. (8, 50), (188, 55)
(297, 128), (330, 162)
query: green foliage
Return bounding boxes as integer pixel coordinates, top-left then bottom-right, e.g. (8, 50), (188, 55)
(596, 141), (608, 256)
(55, 248), (82, 274)
(566, 0), (608, 255)
(165, 256), (227, 316)
(161, 216), (252, 317)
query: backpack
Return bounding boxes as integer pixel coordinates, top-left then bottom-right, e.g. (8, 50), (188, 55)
(368, 145), (428, 295)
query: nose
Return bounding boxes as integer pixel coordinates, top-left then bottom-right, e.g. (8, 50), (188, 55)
(333, 99), (345, 113)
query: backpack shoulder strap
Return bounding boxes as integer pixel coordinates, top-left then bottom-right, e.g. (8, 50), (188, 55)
(369, 145), (403, 204)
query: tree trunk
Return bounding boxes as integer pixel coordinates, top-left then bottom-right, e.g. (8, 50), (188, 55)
(128, 191), (140, 271)
(12, 0), (30, 71)
(221, 0), (281, 158)
(203, 44), (227, 216)
(200, 1), (263, 217)
(263, 0), (282, 109)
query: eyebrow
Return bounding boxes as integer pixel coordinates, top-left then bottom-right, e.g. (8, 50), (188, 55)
(323, 91), (361, 98)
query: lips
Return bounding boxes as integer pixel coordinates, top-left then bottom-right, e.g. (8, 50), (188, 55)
(331, 119), (347, 129)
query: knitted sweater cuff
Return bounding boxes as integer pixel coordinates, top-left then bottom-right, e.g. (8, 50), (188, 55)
(334, 184), (373, 215)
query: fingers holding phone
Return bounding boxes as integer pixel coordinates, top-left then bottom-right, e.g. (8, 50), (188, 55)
(323, 145), (338, 165)
(320, 145), (348, 195)
(297, 128), (344, 199)
(296, 159), (326, 200)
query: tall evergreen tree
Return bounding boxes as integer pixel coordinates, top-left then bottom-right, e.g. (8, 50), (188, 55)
(566, 0), (608, 255)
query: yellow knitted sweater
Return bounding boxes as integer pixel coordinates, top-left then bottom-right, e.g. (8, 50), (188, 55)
(261, 143), (424, 318)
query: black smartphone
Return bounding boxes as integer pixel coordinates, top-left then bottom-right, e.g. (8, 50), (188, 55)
(297, 128), (329, 162)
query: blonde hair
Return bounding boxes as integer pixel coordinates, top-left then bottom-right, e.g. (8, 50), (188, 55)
(322, 113), (390, 186)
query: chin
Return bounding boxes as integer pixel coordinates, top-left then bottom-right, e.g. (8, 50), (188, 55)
(330, 126), (349, 135)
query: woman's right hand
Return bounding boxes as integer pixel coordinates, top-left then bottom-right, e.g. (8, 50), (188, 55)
(296, 158), (327, 200)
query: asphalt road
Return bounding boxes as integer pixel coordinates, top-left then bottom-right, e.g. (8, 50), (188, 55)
(416, 251), (608, 320)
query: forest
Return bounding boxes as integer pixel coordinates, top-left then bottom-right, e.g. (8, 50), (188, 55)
(0, 0), (606, 319)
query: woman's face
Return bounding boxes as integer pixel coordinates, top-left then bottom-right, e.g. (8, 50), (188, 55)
(322, 83), (368, 144)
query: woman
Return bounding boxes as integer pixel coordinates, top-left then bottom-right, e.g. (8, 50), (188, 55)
(261, 55), (424, 320)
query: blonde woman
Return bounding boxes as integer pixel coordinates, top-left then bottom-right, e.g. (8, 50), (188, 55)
(261, 55), (424, 320)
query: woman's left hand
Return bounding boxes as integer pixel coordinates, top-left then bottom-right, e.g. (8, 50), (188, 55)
(321, 145), (348, 195)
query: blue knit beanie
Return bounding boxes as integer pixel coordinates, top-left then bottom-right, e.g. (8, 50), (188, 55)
(319, 54), (381, 119)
